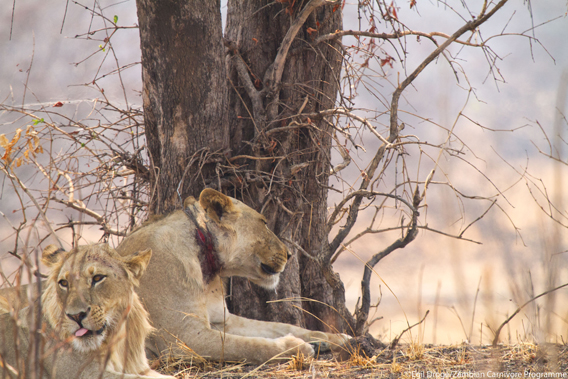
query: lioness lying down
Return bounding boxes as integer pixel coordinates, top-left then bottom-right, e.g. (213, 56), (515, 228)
(0, 244), (174, 379)
(117, 189), (349, 364)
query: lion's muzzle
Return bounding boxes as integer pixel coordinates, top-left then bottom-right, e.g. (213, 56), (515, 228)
(261, 263), (279, 275)
(67, 308), (90, 326)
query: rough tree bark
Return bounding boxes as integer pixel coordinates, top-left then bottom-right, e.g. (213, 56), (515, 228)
(136, 0), (229, 215)
(224, 0), (343, 331)
(137, 0), (343, 332)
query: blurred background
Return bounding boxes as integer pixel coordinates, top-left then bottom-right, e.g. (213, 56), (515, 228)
(1, 0), (567, 346)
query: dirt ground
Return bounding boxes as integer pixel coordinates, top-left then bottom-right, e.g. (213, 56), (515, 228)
(157, 343), (568, 379)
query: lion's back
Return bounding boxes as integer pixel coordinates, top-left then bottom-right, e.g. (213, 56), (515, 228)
(118, 210), (194, 258)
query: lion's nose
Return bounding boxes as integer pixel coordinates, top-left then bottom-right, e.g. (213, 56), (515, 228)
(67, 308), (90, 325)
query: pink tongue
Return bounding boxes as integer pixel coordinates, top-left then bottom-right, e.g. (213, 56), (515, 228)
(75, 328), (89, 337)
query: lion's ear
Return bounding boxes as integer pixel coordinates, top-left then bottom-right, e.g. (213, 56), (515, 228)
(123, 248), (152, 281)
(42, 245), (66, 268)
(199, 188), (234, 223)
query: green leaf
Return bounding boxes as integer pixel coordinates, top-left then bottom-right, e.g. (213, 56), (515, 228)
(32, 118), (44, 125)
(99, 44), (105, 52)
(114, 15), (118, 24)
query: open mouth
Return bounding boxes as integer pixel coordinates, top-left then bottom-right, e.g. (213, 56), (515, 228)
(74, 324), (106, 338)
(261, 263), (278, 275)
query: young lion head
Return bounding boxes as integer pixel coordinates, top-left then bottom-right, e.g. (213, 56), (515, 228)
(186, 189), (290, 289)
(41, 244), (152, 362)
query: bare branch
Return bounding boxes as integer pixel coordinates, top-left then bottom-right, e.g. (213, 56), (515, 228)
(51, 197), (126, 237)
(491, 282), (568, 347)
(312, 108), (391, 146)
(354, 186), (421, 335)
(1, 165), (63, 248)
(225, 39), (266, 130)
(390, 310), (430, 350)
(317, 3), (516, 260)
(282, 238), (318, 261)
(459, 199), (497, 238)
(328, 190), (417, 228)
(390, 0), (509, 137)
(330, 140), (351, 175)
(316, 29), (483, 47)
(264, 0), (331, 118)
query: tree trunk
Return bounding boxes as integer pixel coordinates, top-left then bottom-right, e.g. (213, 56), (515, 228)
(224, 0), (343, 332)
(136, 0), (228, 215)
(137, 0), (344, 332)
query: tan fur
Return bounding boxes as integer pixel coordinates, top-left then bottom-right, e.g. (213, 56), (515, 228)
(0, 295), (9, 314)
(0, 244), (174, 379)
(117, 189), (350, 364)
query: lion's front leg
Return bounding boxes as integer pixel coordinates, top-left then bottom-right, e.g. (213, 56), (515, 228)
(50, 351), (176, 379)
(206, 279), (350, 353)
(154, 318), (315, 364)
(98, 371), (175, 379)
(215, 312), (350, 352)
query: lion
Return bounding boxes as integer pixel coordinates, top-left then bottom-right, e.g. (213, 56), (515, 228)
(116, 188), (349, 364)
(0, 244), (175, 379)
(0, 295), (9, 314)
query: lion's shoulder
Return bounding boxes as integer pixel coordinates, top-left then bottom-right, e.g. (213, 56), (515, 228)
(133, 213), (168, 231)
(0, 295), (8, 314)
(119, 210), (196, 258)
(128, 209), (190, 239)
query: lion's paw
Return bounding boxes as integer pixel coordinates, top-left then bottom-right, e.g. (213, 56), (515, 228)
(328, 333), (352, 345)
(328, 333), (352, 352)
(276, 335), (314, 358)
(306, 331), (351, 352)
(308, 331), (329, 341)
(145, 369), (176, 378)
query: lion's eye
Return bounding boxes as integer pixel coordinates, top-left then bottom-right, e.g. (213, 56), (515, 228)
(92, 275), (106, 285)
(58, 279), (68, 288)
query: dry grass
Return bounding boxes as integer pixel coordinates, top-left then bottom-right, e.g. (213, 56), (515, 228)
(153, 343), (568, 378)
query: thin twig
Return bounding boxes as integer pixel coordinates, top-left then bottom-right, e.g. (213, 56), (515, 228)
(1, 166), (63, 248)
(491, 282), (568, 347)
(390, 310), (430, 349)
(51, 197), (126, 237)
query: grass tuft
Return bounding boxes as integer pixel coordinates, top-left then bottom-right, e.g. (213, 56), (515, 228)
(150, 343), (568, 378)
